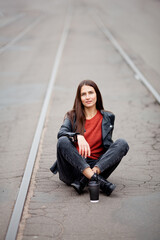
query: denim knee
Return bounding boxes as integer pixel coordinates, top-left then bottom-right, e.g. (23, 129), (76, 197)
(57, 136), (90, 173)
(57, 136), (71, 151)
(115, 138), (129, 154)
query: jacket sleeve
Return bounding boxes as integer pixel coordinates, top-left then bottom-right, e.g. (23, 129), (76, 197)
(107, 112), (115, 138)
(108, 112), (115, 127)
(57, 117), (78, 140)
(102, 111), (115, 149)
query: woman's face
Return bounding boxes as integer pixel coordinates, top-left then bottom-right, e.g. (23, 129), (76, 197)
(80, 85), (97, 108)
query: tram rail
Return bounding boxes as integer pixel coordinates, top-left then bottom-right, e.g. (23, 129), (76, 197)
(91, 11), (160, 104)
(5, 4), (72, 240)
(0, 13), (25, 29)
(0, 15), (43, 55)
(4, 2), (160, 240)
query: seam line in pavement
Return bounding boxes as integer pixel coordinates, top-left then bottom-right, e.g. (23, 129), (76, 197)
(0, 13), (26, 29)
(0, 15), (43, 55)
(92, 12), (160, 104)
(5, 3), (72, 240)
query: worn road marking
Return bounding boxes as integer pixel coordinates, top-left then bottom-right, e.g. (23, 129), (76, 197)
(92, 12), (160, 104)
(5, 4), (72, 240)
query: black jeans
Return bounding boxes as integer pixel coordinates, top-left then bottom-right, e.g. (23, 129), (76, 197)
(57, 136), (129, 185)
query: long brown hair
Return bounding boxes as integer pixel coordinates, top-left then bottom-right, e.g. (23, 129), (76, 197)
(67, 80), (104, 135)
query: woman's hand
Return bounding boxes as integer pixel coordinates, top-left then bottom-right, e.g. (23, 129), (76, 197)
(77, 135), (91, 158)
(92, 166), (101, 175)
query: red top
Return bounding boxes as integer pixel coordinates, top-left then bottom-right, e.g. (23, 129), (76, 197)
(76, 110), (104, 159)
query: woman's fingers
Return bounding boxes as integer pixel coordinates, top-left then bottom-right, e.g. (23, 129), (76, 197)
(84, 145), (88, 158)
(87, 143), (91, 156)
(79, 144), (86, 157)
(82, 144), (91, 158)
(77, 135), (91, 157)
(78, 145), (82, 156)
(85, 144), (90, 158)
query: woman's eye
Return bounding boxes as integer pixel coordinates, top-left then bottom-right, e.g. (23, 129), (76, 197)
(81, 91), (94, 96)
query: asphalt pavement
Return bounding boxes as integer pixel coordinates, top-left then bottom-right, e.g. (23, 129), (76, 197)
(0, 0), (160, 240)
(17, 2), (160, 240)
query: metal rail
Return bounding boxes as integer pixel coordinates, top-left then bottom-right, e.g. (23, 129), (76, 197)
(5, 4), (72, 240)
(0, 15), (42, 55)
(92, 12), (160, 104)
(0, 13), (25, 28)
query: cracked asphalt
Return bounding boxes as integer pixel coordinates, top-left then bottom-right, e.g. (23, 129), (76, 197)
(17, 2), (160, 240)
(1, 0), (160, 240)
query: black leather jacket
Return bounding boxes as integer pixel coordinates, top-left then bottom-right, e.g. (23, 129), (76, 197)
(57, 110), (115, 149)
(50, 110), (115, 174)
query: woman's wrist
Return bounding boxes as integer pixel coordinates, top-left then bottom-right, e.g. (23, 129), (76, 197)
(74, 133), (80, 142)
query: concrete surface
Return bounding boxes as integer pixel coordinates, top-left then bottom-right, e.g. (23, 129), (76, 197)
(0, 0), (160, 239)
(0, 0), (68, 239)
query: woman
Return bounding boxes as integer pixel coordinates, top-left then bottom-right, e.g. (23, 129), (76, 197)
(51, 80), (129, 196)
